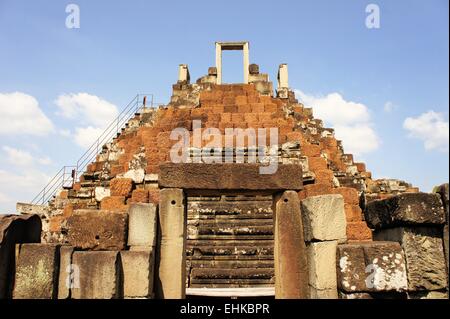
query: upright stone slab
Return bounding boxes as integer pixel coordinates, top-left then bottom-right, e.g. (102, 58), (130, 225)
(433, 183), (449, 277)
(373, 227), (447, 291)
(71, 251), (122, 299)
(307, 241), (338, 299)
(67, 210), (128, 250)
(155, 188), (186, 299)
(365, 193), (446, 229)
(13, 244), (60, 299)
(128, 203), (157, 248)
(0, 214), (41, 298)
(57, 246), (74, 299)
(300, 194), (347, 242)
(120, 250), (154, 298)
(273, 191), (309, 299)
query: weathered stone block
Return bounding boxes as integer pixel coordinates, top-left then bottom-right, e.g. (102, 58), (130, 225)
(310, 286), (338, 299)
(337, 242), (407, 293)
(301, 194), (347, 242)
(362, 242), (408, 292)
(307, 241), (338, 297)
(408, 290), (448, 299)
(373, 227), (447, 291)
(67, 210), (127, 250)
(434, 183), (449, 219)
(249, 63), (259, 75)
(159, 163), (303, 191)
(155, 188), (186, 299)
(365, 193), (446, 229)
(124, 168), (145, 183)
(337, 244), (367, 292)
(57, 245), (74, 299)
(128, 203), (157, 247)
(110, 178), (133, 197)
(13, 244), (60, 299)
(120, 250), (154, 298)
(100, 196), (127, 211)
(94, 187), (110, 202)
(274, 191), (309, 299)
(0, 214), (41, 298)
(71, 251), (121, 299)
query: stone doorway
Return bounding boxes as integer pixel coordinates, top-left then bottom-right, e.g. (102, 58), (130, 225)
(185, 193), (275, 296)
(155, 162), (308, 299)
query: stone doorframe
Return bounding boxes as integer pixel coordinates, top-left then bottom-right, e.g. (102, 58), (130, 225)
(154, 163), (308, 299)
(215, 41), (250, 85)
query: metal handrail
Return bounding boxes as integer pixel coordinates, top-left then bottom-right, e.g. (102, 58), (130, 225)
(31, 93), (156, 205)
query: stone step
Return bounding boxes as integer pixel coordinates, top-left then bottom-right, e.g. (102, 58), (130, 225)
(191, 268), (274, 280)
(190, 279), (274, 286)
(188, 259), (274, 269)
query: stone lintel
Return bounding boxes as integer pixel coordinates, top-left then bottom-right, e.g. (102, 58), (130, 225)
(159, 163), (303, 191)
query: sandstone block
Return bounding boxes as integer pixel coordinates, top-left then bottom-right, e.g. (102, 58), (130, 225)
(301, 194), (346, 242)
(71, 251), (121, 299)
(128, 203), (157, 247)
(332, 187), (359, 205)
(110, 178), (133, 196)
(337, 242), (407, 293)
(249, 63), (259, 75)
(373, 227), (447, 291)
(124, 168), (145, 183)
(365, 193), (446, 229)
(67, 210), (127, 250)
(310, 286), (338, 299)
(274, 191), (309, 299)
(0, 214), (41, 298)
(159, 163), (303, 191)
(156, 188), (186, 299)
(94, 187), (110, 202)
(347, 221), (372, 241)
(100, 196), (127, 211)
(57, 246), (74, 299)
(13, 244), (60, 299)
(130, 189), (149, 203)
(434, 183), (449, 218)
(307, 241), (338, 295)
(408, 290), (448, 299)
(120, 250), (154, 298)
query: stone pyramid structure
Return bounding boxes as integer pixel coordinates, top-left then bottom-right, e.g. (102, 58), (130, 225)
(1, 42), (447, 299)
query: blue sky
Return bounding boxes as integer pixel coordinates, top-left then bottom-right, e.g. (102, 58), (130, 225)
(0, 0), (448, 213)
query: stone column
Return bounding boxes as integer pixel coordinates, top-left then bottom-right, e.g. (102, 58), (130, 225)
(243, 42), (249, 84)
(155, 188), (186, 299)
(178, 64), (190, 84)
(215, 43), (222, 85)
(273, 190), (309, 299)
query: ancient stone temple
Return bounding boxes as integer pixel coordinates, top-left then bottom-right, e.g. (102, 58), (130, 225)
(0, 42), (448, 299)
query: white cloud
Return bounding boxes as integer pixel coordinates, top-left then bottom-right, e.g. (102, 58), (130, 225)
(0, 192), (10, 204)
(55, 93), (119, 148)
(55, 93), (118, 127)
(0, 92), (54, 136)
(384, 101), (398, 113)
(74, 126), (105, 148)
(0, 169), (53, 213)
(2, 146), (52, 167)
(295, 90), (380, 156)
(403, 111), (449, 152)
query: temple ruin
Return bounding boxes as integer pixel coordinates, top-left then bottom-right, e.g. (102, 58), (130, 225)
(0, 42), (448, 299)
